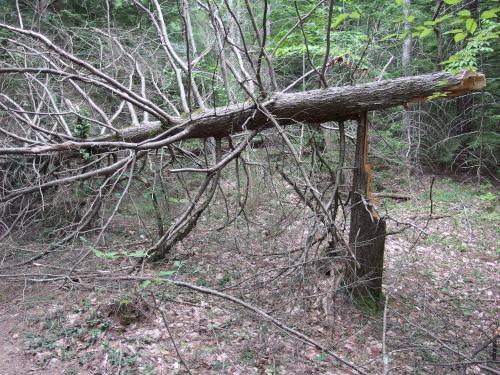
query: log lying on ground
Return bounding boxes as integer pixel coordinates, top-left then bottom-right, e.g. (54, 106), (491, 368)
(1, 71), (485, 155)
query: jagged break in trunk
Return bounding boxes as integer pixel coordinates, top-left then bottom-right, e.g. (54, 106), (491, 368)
(347, 112), (386, 303)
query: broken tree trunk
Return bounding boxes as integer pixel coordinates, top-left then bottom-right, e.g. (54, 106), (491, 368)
(347, 112), (386, 302)
(3, 71), (485, 156)
(105, 70), (486, 142)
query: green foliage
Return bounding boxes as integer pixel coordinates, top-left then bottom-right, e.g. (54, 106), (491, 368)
(270, 1), (371, 79)
(383, 1), (499, 75)
(425, 234), (468, 252)
(93, 248), (148, 260)
(439, 5), (498, 72)
(79, 149), (92, 161)
(218, 270), (233, 287)
(71, 111), (94, 160)
(156, 270), (176, 277)
(352, 292), (385, 314)
(442, 18), (499, 73)
(241, 350), (255, 362)
(152, 261), (182, 281)
(93, 249), (119, 260)
(479, 191), (497, 202)
(427, 91), (448, 100)
(72, 116), (91, 138)
(314, 351), (328, 362)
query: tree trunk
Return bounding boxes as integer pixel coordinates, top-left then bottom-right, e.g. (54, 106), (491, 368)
(402, 0), (412, 72)
(402, 0), (413, 167)
(347, 112), (386, 303)
(452, 0), (478, 170)
(104, 72), (486, 142)
(1, 71), (485, 156)
(433, 0), (444, 66)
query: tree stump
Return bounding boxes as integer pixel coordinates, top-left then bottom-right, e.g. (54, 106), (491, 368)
(347, 112), (386, 303)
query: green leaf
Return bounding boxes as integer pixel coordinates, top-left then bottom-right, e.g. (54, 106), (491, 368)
(381, 33), (398, 41)
(443, 0), (461, 4)
(465, 18), (478, 34)
(398, 29), (410, 40)
(79, 149), (91, 161)
(454, 32), (467, 42)
(153, 277), (164, 285)
(435, 14), (453, 23)
(140, 279), (152, 289)
(406, 15), (415, 23)
(436, 79), (449, 87)
(126, 250), (148, 257)
(451, 17), (466, 25)
(93, 249), (119, 260)
(479, 192), (497, 201)
(157, 270), (176, 278)
(445, 28), (466, 34)
(428, 91), (448, 101)
(315, 352), (327, 362)
(457, 10), (471, 17)
(480, 10), (497, 20)
(424, 20), (436, 26)
(350, 11), (361, 20)
(420, 27), (433, 38)
(332, 13), (348, 28)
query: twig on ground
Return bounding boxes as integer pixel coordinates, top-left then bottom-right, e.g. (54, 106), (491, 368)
(150, 292), (193, 375)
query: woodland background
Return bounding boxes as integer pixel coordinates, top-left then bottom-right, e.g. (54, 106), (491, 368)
(0, 0), (498, 374)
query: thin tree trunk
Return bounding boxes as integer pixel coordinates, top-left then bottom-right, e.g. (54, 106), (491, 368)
(453, 0), (478, 170)
(402, 0), (412, 72)
(433, 0), (444, 66)
(402, 0), (413, 168)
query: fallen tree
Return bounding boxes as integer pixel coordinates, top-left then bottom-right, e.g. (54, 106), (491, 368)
(0, 70), (486, 156)
(0, 3), (486, 302)
(1, 3), (498, 374)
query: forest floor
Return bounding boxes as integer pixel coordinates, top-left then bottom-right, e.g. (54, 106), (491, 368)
(0, 175), (498, 375)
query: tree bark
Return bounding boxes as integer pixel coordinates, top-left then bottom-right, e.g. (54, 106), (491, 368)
(402, 0), (413, 167)
(433, 1), (444, 66)
(106, 71), (486, 141)
(347, 112), (386, 303)
(0, 71), (485, 156)
(452, 0), (478, 170)
(402, 0), (412, 73)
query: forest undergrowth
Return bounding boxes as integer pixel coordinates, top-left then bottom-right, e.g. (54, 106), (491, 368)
(0, 1), (498, 374)
(0, 174), (498, 375)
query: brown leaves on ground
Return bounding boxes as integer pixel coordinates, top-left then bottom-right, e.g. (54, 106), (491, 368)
(0, 175), (498, 374)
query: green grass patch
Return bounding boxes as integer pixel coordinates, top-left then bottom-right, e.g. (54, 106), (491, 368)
(425, 234), (468, 252)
